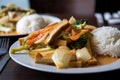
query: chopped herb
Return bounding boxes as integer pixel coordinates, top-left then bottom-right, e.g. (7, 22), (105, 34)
(73, 19), (87, 29)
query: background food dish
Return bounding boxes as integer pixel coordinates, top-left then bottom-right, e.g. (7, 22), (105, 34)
(9, 41), (120, 74)
(0, 14), (61, 37)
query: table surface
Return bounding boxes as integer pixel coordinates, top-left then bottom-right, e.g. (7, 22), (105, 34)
(0, 14), (120, 80)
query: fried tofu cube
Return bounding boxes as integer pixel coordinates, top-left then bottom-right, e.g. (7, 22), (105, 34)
(52, 46), (72, 69)
(34, 53), (53, 64)
(69, 61), (82, 67)
(76, 47), (92, 62)
(55, 39), (67, 46)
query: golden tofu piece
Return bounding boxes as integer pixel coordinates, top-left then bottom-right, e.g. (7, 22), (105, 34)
(76, 47), (92, 62)
(69, 61), (82, 68)
(34, 53), (53, 64)
(45, 19), (69, 45)
(52, 46), (72, 69)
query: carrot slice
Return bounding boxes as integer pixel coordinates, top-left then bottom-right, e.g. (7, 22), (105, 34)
(69, 29), (90, 41)
(65, 25), (72, 32)
(26, 22), (59, 45)
(26, 33), (45, 45)
(27, 29), (44, 40)
(44, 22), (58, 32)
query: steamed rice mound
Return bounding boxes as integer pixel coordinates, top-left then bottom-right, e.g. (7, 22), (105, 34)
(91, 26), (120, 57)
(16, 14), (47, 34)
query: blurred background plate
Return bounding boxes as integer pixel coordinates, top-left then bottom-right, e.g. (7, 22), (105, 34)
(0, 14), (61, 37)
(40, 14), (61, 24)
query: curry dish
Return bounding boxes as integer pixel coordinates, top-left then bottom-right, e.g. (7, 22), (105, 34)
(10, 16), (119, 69)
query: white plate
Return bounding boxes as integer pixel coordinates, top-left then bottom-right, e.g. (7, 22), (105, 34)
(0, 14), (61, 37)
(9, 41), (120, 74)
(40, 14), (61, 24)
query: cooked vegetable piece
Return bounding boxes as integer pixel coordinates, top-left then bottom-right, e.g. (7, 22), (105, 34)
(69, 29), (90, 41)
(73, 19), (87, 29)
(30, 45), (52, 51)
(10, 44), (27, 54)
(45, 19), (69, 45)
(69, 16), (76, 24)
(34, 31), (49, 44)
(52, 46), (72, 69)
(58, 31), (71, 39)
(10, 38), (27, 54)
(84, 25), (96, 30)
(76, 47), (92, 62)
(26, 22), (58, 45)
(34, 53), (53, 64)
(53, 39), (67, 47)
(69, 34), (87, 49)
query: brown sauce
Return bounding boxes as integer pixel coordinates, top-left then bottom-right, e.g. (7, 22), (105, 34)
(83, 55), (119, 68)
(96, 55), (118, 66)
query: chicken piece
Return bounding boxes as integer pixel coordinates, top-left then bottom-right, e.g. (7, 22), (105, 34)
(45, 19), (69, 45)
(52, 46), (72, 69)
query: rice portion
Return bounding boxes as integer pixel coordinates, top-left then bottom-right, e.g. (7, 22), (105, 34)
(91, 26), (120, 57)
(16, 14), (48, 34)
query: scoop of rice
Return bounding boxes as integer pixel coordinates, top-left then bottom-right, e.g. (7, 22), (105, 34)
(16, 14), (48, 34)
(91, 26), (120, 57)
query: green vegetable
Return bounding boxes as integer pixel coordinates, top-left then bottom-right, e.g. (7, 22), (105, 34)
(10, 41), (27, 54)
(68, 34), (88, 49)
(74, 35), (87, 48)
(10, 45), (27, 54)
(73, 19), (87, 29)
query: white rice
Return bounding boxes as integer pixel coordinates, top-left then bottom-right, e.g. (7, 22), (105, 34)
(91, 26), (120, 57)
(16, 14), (47, 34)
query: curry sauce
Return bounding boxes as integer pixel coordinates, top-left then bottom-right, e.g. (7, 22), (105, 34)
(97, 55), (118, 65)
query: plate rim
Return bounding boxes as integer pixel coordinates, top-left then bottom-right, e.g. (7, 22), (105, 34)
(9, 41), (120, 74)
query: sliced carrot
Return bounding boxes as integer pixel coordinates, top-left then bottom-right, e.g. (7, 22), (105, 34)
(26, 22), (58, 45)
(71, 29), (80, 36)
(69, 29), (90, 41)
(65, 25), (72, 32)
(69, 33), (81, 41)
(44, 22), (58, 32)
(27, 22), (58, 40)
(26, 33), (45, 45)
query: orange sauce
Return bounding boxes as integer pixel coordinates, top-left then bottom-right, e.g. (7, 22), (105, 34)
(97, 56), (118, 66)
(83, 55), (119, 68)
